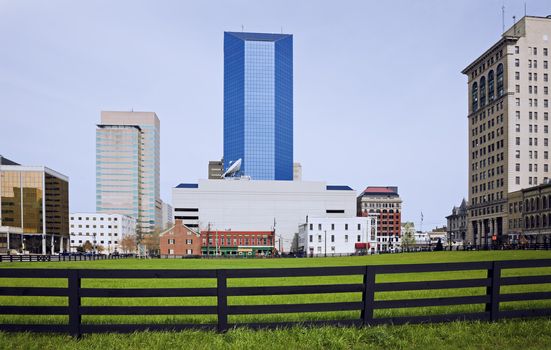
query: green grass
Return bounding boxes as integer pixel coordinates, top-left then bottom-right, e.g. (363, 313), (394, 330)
(1, 251), (551, 349)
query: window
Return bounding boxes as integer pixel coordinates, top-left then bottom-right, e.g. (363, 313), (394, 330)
(534, 47), (538, 55)
(516, 137), (520, 145)
(515, 58), (520, 67)
(515, 71), (520, 80)
(516, 150), (521, 158)
(168, 239), (175, 244)
(480, 76), (486, 107)
(488, 71), (495, 100)
(318, 235), (322, 243)
(357, 235), (361, 242)
(516, 98), (520, 106)
(516, 124), (521, 132)
(515, 176), (520, 185)
(545, 48), (549, 56)
(318, 224), (322, 230)
(516, 163), (520, 171)
(331, 235), (335, 243)
(344, 235), (348, 243)
(357, 223), (361, 230)
(345, 224), (348, 230)
(515, 46), (520, 54)
(516, 85), (520, 93)
(472, 82), (478, 111)
(309, 224), (313, 230)
(545, 61), (549, 69)
(331, 224), (335, 230)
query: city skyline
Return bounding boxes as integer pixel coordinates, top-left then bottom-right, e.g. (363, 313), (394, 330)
(2, 1), (550, 228)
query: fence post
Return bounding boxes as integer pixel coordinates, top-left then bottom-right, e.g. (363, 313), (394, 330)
(486, 261), (501, 322)
(361, 265), (376, 326)
(217, 269), (228, 332)
(68, 269), (82, 338)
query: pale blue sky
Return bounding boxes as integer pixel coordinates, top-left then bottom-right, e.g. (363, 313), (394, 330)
(1, 0), (549, 229)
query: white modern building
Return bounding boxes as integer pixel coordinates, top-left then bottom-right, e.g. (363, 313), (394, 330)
(69, 213), (136, 253)
(172, 179), (356, 251)
(298, 217), (378, 256)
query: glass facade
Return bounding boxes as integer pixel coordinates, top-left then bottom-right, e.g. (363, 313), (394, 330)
(224, 32), (293, 180)
(96, 112), (161, 236)
(0, 167), (69, 253)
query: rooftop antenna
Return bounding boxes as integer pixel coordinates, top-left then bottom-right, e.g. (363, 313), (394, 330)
(524, 2), (527, 17)
(502, 4), (505, 33)
(241, 24), (244, 32)
(513, 15), (517, 35)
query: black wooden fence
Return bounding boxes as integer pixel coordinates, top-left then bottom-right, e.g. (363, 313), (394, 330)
(0, 254), (131, 263)
(0, 259), (550, 337)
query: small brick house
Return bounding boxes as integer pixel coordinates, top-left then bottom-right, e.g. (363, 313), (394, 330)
(159, 220), (201, 256)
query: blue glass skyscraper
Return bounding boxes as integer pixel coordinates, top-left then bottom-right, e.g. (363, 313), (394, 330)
(224, 32), (293, 181)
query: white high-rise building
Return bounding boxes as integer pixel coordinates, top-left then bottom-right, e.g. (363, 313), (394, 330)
(69, 213), (136, 253)
(96, 111), (162, 236)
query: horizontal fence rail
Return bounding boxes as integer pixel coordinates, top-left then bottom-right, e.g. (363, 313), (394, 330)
(0, 259), (550, 336)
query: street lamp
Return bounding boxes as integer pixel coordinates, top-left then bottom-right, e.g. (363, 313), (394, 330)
(324, 230), (327, 257)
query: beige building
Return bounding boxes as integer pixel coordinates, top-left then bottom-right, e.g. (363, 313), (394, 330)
(462, 16), (551, 246)
(208, 159), (223, 179)
(96, 111), (162, 237)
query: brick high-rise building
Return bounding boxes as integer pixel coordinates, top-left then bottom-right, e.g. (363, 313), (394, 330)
(357, 186), (402, 250)
(462, 16), (551, 246)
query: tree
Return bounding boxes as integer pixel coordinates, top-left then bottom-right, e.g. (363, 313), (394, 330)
(96, 245), (105, 254)
(290, 233), (299, 253)
(401, 231), (415, 252)
(435, 238), (444, 251)
(120, 235), (137, 254)
(82, 241), (93, 252)
(142, 233), (160, 256)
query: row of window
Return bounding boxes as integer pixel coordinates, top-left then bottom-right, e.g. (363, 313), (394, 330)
(71, 216), (118, 221)
(309, 223), (363, 231)
(514, 58), (549, 69)
(70, 232), (119, 237)
(71, 224), (117, 229)
(70, 240), (118, 244)
(472, 64), (504, 112)
(202, 238), (272, 246)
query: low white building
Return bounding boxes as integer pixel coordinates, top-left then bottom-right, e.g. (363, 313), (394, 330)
(172, 179), (357, 251)
(69, 213), (136, 253)
(299, 217), (378, 256)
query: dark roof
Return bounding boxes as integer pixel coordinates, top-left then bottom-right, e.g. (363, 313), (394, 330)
(176, 183), (199, 189)
(225, 31), (292, 42)
(0, 155), (19, 165)
(326, 185), (354, 191)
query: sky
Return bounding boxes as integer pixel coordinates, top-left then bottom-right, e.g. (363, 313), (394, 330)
(1, 0), (550, 230)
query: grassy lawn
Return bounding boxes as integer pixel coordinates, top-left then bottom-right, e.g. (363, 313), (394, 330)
(1, 250), (551, 349)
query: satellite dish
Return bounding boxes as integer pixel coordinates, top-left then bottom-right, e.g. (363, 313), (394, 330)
(222, 158), (242, 178)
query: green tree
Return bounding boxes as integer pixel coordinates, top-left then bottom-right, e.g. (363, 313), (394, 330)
(290, 233), (299, 253)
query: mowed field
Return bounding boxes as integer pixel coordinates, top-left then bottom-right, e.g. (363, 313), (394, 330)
(1, 250), (551, 350)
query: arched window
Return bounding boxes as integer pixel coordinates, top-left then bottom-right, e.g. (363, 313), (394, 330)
(480, 77), (486, 107)
(543, 196), (548, 210)
(488, 70), (495, 102)
(497, 64), (504, 97)
(472, 82), (478, 111)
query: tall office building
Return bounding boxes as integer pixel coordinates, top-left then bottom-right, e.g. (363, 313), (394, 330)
(224, 32), (293, 180)
(96, 111), (162, 237)
(462, 16), (551, 245)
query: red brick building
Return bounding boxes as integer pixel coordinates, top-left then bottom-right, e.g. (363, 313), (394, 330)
(200, 230), (274, 256)
(357, 186), (402, 251)
(159, 220), (201, 256)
